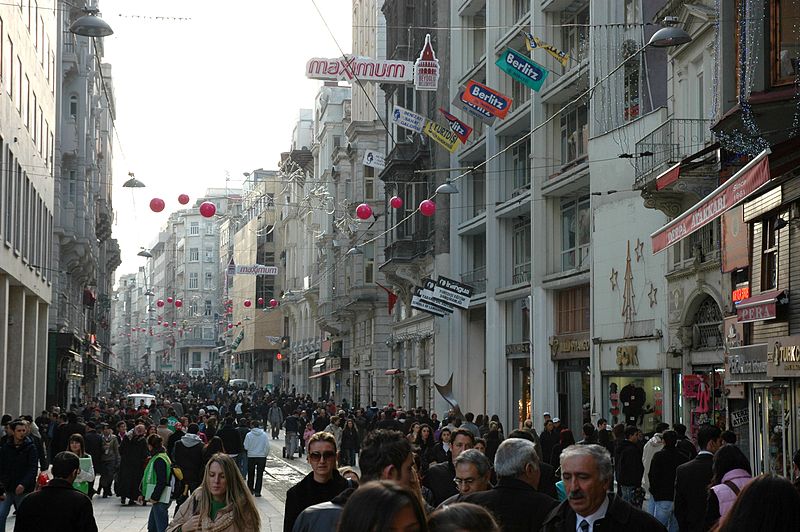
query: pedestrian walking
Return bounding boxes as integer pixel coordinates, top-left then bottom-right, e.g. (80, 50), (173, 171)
(243, 419), (268, 497)
(647, 430), (689, 531)
(340, 419), (360, 467)
(268, 402), (284, 440)
(337, 480), (428, 531)
(615, 425), (644, 507)
(142, 434), (173, 532)
(704, 444), (752, 530)
(99, 423), (121, 498)
(67, 433), (96, 495)
(674, 424), (722, 532)
(0, 419), (39, 529)
(284, 410), (301, 459)
(118, 424), (149, 505)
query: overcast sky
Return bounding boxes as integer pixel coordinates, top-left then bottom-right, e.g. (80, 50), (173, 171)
(101, 0), (352, 282)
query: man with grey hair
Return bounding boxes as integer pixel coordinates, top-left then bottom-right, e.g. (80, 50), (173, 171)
(438, 449), (492, 507)
(541, 444), (666, 532)
(463, 438), (557, 531)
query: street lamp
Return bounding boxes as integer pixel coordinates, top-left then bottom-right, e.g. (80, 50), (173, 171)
(123, 172), (145, 188)
(648, 17), (692, 48)
(137, 248), (153, 258)
(346, 246), (363, 256)
(435, 181), (459, 194)
(69, 8), (114, 37)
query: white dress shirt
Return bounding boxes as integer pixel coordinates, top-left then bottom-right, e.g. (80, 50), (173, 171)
(575, 496), (610, 532)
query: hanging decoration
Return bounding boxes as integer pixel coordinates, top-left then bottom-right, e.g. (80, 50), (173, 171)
(243, 299), (252, 308)
(496, 48), (549, 92)
(199, 201), (217, 218)
(462, 80), (513, 119)
(522, 32), (569, 67)
(363, 150), (386, 170)
(438, 109), (473, 144)
(166, 297), (174, 304)
(419, 199), (436, 217)
(305, 55), (413, 83)
(391, 105), (426, 133)
(178, 194), (190, 205)
(453, 85), (497, 125)
(390, 196), (403, 209)
(174, 299), (182, 308)
(156, 299), (165, 308)
(356, 203), (373, 220)
(269, 298), (278, 308)
(413, 34), (440, 91)
(257, 297), (264, 306)
(149, 198), (165, 213)
(423, 120), (460, 153)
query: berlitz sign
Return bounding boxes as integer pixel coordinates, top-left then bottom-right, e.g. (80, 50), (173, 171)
(461, 80), (513, 119)
(306, 56), (413, 83)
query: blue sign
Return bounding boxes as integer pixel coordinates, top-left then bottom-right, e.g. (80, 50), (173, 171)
(496, 48), (549, 92)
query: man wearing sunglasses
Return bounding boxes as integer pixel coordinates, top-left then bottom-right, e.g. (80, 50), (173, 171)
(283, 431), (349, 532)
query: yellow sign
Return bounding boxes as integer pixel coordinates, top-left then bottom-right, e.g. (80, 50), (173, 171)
(523, 32), (570, 67)
(423, 120), (460, 153)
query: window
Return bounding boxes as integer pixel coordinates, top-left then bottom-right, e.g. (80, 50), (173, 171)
(32, 92), (37, 142)
(189, 247), (199, 262)
(624, 0), (639, 25)
(256, 276), (274, 306)
(364, 165), (375, 199)
(203, 327), (214, 340)
(771, 0), (800, 85)
(204, 272), (213, 290)
(189, 301), (198, 316)
(188, 272), (199, 289)
(68, 95), (77, 118)
(204, 300), (212, 316)
(556, 285), (590, 334)
(510, 137), (531, 193)
(512, 218), (531, 284)
(4, 37), (10, 97)
(671, 220), (720, 269)
(3, 145), (11, 246)
(561, 197), (591, 271)
(15, 56), (21, 112)
(189, 222), (199, 235)
(561, 6), (589, 63)
(622, 41), (640, 121)
(762, 218), (779, 290)
(471, 170), (486, 217)
(397, 181), (430, 239)
(0, 18), (3, 83)
(205, 222), (214, 235)
(364, 242), (375, 283)
(560, 103), (588, 166)
(204, 247), (213, 262)
(512, 0), (528, 23)
(193, 352), (201, 366)
(14, 162), (21, 252)
(333, 135), (342, 148)
(693, 296), (723, 349)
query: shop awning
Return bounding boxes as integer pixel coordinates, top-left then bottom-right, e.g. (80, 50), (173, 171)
(655, 143), (720, 191)
(297, 354), (311, 362)
(88, 355), (117, 372)
(736, 290), (788, 323)
(385, 368), (403, 375)
(309, 368), (338, 379)
(651, 149), (771, 253)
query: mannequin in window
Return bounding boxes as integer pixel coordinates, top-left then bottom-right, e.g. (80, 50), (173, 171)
(620, 380), (646, 426)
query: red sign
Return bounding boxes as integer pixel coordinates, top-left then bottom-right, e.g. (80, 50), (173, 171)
(461, 80), (513, 119)
(651, 151), (771, 253)
(737, 302), (777, 323)
(732, 286), (750, 302)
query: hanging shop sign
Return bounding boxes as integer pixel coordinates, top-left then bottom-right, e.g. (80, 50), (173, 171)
(423, 120), (460, 153)
(505, 342), (531, 356)
(651, 150), (771, 253)
(548, 333), (590, 360)
(391, 105), (426, 133)
(452, 86), (497, 126)
(728, 344), (769, 382)
(523, 32), (569, 66)
(231, 330), (245, 351)
(411, 288), (450, 317)
(420, 279), (454, 313)
(363, 150), (386, 170)
(462, 80), (513, 119)
(496, 48), (549, 92)
(768, 335), (800, 377)
(413, 34), (440, 91)
(735, 289), (787, 323)
(306, 55), (413, 83)
(234, 264), (278, 276)
(731, 285), (750, 303)
(431, 276), (474, 310)
(730, 408), (749, 428)
(438, 108), (473, 143)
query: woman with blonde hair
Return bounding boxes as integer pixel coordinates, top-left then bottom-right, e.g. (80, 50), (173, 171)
(166, 453), (260, 532)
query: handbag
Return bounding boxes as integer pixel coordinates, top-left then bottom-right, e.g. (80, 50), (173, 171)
(631, 486), (646, 508)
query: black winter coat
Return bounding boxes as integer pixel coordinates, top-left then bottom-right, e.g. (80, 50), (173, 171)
(615, 439), (644, 486)
(0, 437), (38, 495)
(463, 477), (558, 532)
(172, 437), (205, 489)
(648, 446), (689, 501)
(423, 460), (457, 507)
(14, 478), (98, 532)
(674, 453), (713, 532)
(284, 470), (348, 532)
(117, 434), (148, 499)
(541, 494), (667, 532)
(84, 430), (104, 471)
(340, 427), (360, 451)
(217, 425), (243, 455)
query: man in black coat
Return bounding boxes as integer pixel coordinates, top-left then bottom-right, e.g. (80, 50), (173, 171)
(615, 425), (644, 506)
(542, 444), (666, 532)
(507, 429), (558, 500)
(424, 428), (473, 506)
(83, 422), (104, 496)
(14, 451), (98, 532)
(674, 424), (721, 532)
(648, 430), (689, 528)
(217, 415), (243, 459)
(52, 412), (85, 456)
(463, 437), (557, 532)
(0, 420), (39, 529)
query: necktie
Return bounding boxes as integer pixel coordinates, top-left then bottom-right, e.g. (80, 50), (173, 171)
(579, 519), (590, 532)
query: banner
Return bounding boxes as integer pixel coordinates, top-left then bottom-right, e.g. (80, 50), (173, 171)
(363, 150), (386, 170)
(306, 55), (413, 83)
(452, 86), (496, 126)
(391, 105), (426, 133)
(523, 32), (569, 67)
(423, 120), (460, 153)
(439, 108), (473, 143)
(413, 34), (440, 91)
(496, 48), (549, 92)
(234, 265), (278, 275)
(462, 80), (513, 119)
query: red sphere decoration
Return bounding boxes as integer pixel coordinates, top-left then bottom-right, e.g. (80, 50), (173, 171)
(156, 299), (165, 308)
(199, 201), (216, 218)
(269, 298), (278, 308)
(172, 322), (177, 327)
(390, 196), (403, 209)
(163, 322), (169, 328)
(257, 297), (264, 306)
(149, 198), (165, 213)
(175, 299), (183, 308)
(356, 203), (373, 220)
(237, 321), (242, 326)
(131, 327), (136, 332)
(227, 324), (234, 329)
(178, 194), (190, 205)
(419, 199), (436, 217)
(243, 299), (252, 308)
(276, 353), (283, 361)
(166, 297), (174, 304)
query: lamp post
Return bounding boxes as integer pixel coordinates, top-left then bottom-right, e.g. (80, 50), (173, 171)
(69, 8), (114, 37)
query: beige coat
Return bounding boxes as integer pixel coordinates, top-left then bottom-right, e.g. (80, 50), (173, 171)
(166, 489), (259, 532)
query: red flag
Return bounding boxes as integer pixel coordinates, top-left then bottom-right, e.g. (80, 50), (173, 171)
(376, 283), (399, 315)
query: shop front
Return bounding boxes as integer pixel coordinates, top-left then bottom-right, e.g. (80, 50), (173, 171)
(726, 341), (769, 459)
(550, 333), (590, 436)
(506, 342), (531, 430)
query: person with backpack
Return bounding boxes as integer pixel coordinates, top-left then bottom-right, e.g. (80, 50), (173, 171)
(142, 434), (173, 532)
(704, 444), (752, 530)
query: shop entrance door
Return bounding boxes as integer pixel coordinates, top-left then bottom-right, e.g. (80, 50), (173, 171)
(752, 386), (789, 476)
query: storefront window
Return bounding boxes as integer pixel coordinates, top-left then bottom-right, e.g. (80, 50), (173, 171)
(681, 370), (726, 440)
(559, 359), (590, 436)
(511, 359), (531, 430)
(604, 374), (664, 434)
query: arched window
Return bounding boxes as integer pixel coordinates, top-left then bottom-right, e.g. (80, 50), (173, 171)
(693, 296), (723, 349)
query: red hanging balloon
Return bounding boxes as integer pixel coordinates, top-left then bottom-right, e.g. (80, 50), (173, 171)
(178, 194), (190, 205)
(175, 299), (183, 308)
(257, 297), (264, 306)
(227, 324), (234, 329)
(156, 299), (165, 308)
(269, 298), (278, 308)
(243, 299), (252, 308)
(131, 327), (136, 332)
(149, 198), (165, 213)
(166, 297), (174, 304)
(390, 196), (403, 209)
(419, 199), (436, 217)
(356, 203), (373, 220)
(163, 322), (169, 328)
(172, 322), (177, 327)
(237, 321), (242, 326)
(199, 201), (216, 218)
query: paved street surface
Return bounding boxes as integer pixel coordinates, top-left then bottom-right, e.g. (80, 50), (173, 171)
(4, 430), (316, 532)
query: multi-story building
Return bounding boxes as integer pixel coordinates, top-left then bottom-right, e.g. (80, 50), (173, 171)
(0, 2), (61, 415)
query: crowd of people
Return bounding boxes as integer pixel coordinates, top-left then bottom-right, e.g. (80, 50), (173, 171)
(0, 370), (799, 531)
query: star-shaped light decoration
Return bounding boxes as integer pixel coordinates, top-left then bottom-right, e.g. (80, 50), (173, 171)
(635, 238), (645, 262)
(609, 268), (618, 290)
(648, 282), (658, 307)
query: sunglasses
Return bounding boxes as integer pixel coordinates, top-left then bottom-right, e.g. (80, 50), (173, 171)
(309, 451), (336, 462)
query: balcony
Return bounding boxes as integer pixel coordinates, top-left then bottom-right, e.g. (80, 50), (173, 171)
(461, 266), (487, 294)
(383, 239), (431, 264)
(634, 118), (714, 189)
(512, 262), (531, 285)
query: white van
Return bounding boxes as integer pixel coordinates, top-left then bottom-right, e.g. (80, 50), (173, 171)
(126, 393), (156, 407)
(188, 368), (206, 378)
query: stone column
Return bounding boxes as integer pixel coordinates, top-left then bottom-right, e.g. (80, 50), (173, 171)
(0, 275), (8, 414)
(21, 294), (38, 415)
(6, 285), (25, 416)
(36, 301), (49, 414)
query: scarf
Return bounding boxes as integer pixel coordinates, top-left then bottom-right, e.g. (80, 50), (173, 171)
(198, 510), (234, 532)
